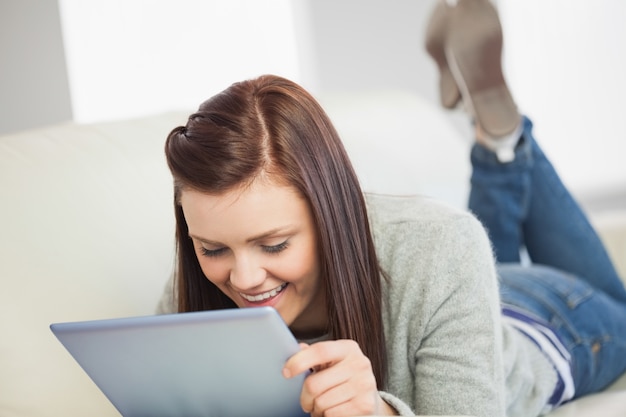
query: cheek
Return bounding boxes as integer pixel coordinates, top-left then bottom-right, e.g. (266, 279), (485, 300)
(196, 256), (230, 285)
(275, 244), (319, 284)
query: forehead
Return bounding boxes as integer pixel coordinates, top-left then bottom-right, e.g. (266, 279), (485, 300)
(180, 181), (312, 239)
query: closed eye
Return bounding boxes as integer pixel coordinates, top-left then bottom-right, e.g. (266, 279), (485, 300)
(262, 240), (289, 254)
(200, 246), (227, 257)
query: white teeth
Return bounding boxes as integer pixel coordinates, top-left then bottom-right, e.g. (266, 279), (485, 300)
(240, 283), (287, 302)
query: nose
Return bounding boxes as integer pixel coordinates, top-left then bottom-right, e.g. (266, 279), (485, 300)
(229, 254), (266, 290)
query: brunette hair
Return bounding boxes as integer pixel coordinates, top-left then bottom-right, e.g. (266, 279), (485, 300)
(164, 74), (387, 387)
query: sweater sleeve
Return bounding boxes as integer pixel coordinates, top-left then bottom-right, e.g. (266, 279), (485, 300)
(409, 213), (505, 417)
(375, 197), (506, 417)
(378, 391), (417, 416)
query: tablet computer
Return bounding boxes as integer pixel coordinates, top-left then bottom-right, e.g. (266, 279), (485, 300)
(50, 307), (308, 417)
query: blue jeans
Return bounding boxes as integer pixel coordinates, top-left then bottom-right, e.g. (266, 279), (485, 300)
(468, 116), (626, 398)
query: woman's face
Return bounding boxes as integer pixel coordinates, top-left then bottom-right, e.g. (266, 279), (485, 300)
(180, 180), (327, 337)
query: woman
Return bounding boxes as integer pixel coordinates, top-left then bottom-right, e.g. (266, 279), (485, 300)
(158, 73), (502, 416)
(155, 71), (626, 417)
(156, 5), (626, 417)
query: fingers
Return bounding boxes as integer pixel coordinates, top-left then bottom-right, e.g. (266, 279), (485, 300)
(283, 339), (359, 378)
(283, 340), (385, 417)
(304, 371), (379, 417)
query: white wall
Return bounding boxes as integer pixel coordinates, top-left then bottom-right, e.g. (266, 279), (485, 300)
(0, 0), (73, 135)
(498, 0), (626, 195)
(58, 0), (303, 123)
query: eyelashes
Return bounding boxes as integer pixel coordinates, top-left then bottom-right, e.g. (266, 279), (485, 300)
(199, 240), (289, 257)
(262, 240), (289, 254)
(200, 247), (227, 257)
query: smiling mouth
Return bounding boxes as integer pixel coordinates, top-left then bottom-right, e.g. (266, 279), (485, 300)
(239, 283), (288, 302)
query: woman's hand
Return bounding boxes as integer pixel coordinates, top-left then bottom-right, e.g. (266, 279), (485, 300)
(282, 340), (397, 417)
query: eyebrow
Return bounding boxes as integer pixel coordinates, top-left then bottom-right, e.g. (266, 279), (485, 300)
(189, 226), (294, 245)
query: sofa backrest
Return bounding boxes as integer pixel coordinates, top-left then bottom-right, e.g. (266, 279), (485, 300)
(0, 93), (472, 417)
(0, 112), (186, 416)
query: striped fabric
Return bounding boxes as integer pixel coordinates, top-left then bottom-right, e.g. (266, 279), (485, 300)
(502, 303), (575, 412)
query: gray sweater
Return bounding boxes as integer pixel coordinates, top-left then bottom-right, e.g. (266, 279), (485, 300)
(157, 193), (557, 417)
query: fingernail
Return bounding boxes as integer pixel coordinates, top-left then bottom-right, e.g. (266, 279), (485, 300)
(282, 368), (291, 378)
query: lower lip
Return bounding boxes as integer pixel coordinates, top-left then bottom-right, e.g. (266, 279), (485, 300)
(240, 284), (287, 308)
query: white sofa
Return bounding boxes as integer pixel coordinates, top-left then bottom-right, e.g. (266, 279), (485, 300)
(1, 91), (625, 417)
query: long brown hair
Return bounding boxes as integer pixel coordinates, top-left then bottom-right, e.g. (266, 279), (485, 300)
(164, 74), (387, 387)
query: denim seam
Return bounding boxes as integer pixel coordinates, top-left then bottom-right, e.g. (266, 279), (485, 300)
(501, 278), (584, 350)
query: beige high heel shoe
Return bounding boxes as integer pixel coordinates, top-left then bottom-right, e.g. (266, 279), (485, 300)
(445, 0), (520, 138)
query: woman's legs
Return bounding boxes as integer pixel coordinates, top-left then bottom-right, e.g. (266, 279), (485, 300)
(469, 118), (626, 303)
(471, 122), (626, 395)
(436, 0), (626, 301)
